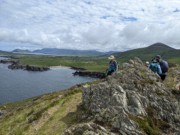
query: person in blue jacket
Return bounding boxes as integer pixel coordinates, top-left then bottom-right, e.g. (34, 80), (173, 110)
(107, 55), (118, 76)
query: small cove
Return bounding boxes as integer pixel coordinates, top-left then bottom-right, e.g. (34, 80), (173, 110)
(0, 57), (95, 104)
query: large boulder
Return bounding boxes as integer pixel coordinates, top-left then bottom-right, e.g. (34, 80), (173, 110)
(64, 58), (180, 135)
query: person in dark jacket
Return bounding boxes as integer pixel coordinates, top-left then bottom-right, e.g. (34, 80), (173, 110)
(155, 55), (169, 81)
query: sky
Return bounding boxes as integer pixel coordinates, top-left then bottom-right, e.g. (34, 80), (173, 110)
(0, 0), (180, 51)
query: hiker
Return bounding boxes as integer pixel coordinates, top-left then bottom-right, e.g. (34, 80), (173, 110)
(107, 55), (118, 76)
(149, 59), (162, 76)
(155, 55), (169, 81)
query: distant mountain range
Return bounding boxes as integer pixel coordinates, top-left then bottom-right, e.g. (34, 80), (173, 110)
(1, 42), (180, 64)
(12, 48), (117, 56)
(113, 42), (180, 64)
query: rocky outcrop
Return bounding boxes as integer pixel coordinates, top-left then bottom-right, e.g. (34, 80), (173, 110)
(64, 57), (180, 135)
(8, 62), (49, 71)
(26, 65), (49, 71)
(62, 122), (110, 135)
(0, 59), (49, 71)
(168, 66), (180, 90)
(73, 71), (106, 78)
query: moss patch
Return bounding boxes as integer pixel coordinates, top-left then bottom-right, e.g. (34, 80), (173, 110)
(129, 106), (171, 135)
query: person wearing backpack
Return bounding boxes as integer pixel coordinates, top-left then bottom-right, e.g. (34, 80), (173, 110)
(107, 55), (118, 76)
(149, 58), (162, 76)
(155, 55), (169, 81)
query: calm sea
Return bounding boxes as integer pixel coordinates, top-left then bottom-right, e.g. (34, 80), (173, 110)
(0, 58), (95, 104)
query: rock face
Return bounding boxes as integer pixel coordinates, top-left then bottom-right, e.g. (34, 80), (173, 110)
(169, 66), (180, 90)
(63, 57), (180, 135)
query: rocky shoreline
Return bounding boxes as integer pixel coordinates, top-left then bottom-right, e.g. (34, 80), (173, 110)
(73, 71), (106, 78)
(0, 58), (105, 77)
(0, 59), (49, 72)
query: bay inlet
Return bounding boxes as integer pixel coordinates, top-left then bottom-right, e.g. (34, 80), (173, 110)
(0, 58), (95, 104)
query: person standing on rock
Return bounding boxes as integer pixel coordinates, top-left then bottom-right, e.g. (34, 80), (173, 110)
(155, 55), (169, 81)
(145, 61), (150, 68)
(107, 55), (118, 76)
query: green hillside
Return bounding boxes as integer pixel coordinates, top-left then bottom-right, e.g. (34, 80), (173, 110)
(0, 50), (10, 56)
(0, 86), (83, 135)
(0, 80), (101, 135)
(114, 43), (180, 65)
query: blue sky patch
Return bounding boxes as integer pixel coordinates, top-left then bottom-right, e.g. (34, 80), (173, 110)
(84, 1), (92, 5)
(100, 15), (111, 19)
(173, 8), (180, 12)
(122, 16), (138, 22)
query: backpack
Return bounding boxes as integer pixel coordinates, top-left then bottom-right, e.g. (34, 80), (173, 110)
(159, 60), (168, 73)
(109, 60), (118, 71)
(149, 63), (159, 73)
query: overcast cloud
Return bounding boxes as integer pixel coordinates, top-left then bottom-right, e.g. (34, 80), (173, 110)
(0, 0), (180, 51)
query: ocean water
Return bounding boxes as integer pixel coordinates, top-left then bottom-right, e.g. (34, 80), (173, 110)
(0, 59), (95, 104)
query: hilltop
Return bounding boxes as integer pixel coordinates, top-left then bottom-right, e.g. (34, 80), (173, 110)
(114, 43), (180, 65)
(12, 49), (32, 54)
(0, 58), (180, 135)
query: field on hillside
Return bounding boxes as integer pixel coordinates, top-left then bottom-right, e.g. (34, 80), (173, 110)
(13, 53), (180, 72)
(14, 55), (108, 72)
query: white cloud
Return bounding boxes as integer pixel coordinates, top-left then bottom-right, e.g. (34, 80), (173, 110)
(0, 0), (180, 51)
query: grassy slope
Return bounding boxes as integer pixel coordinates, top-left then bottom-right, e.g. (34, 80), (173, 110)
(0, 79), (101, 135)
(0, 86), (86, 135)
